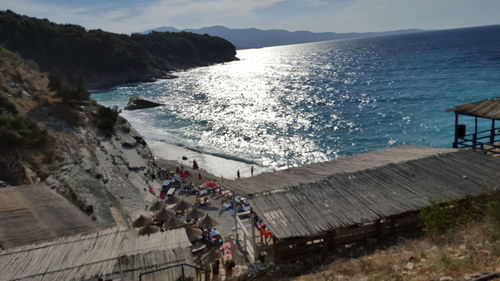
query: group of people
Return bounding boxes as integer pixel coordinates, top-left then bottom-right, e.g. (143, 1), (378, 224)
(201, 227), (223, 246)
(254, 216), (272, 240)
(236, 165), (255, 179)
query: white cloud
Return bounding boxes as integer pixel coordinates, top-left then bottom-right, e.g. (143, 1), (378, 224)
(0, 0), (499, 33)
(0, 0), (286, 33)
(281, 0), (500, 32)
(121, 0), (286, 32)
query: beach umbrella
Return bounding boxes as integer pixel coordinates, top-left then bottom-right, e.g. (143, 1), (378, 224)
(164, 217), (185, 230)
(185, 227), (202, 243)
(155, 208), (174, 222)
(165, 195), (180, 205)
(149, 200), (166, 211)
(132, 215), (153, 228)
(202, 181), (218, 188)
(186, 208), (205, 220)
(174, 200), (192, 212)
(138, 224), (160, 236)
(196, 215), (219, 229)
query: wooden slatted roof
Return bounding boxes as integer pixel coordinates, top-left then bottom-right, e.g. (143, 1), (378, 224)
(446, 98), (500, 119)
(249, 149), (500, 239)
(0, 227), (193, 281)
(225, 145), (456, 195)
(0, 184), (99, 249)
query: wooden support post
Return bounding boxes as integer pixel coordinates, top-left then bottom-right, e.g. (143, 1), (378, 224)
(251, 213), (258, 257)
(491, 119), (496, 144)
(272, 237), (279, 263)
(234, 200), (238, 243)
(376, 219), (382, 240)
(453, 113), (458, 148)
(473, 116), (478, 150)
(330, 231), (336, 252)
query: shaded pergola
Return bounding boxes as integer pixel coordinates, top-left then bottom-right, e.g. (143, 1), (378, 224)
(447, 98), (500, 155)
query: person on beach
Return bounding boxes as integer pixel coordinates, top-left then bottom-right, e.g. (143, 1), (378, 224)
(251, 166), (254, 176)
(193, 160), (199, 170)
(237, 170), (240, 179)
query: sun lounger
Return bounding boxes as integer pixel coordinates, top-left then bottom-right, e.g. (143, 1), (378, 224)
(167, 188), (175, 196)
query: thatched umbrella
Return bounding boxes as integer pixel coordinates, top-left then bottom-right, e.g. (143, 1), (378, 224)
(138, 224), (160, 236)
(164, 217), (185, 230)
(155, 208), (174, 222)
(174, 200), (192, 212)
(132, 215), (153, 228)
(185, 227), (202, 243)
(165, 196), (180, 205)
(196, 215), (218, 229)
(186, 208), (205, 221)
(149, 200), (166, 211)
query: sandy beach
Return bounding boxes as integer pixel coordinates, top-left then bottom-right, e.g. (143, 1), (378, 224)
(148, 140), (272, 180)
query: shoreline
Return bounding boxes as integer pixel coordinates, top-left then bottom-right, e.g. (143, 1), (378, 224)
(148, 140), (271, 180)
(88, 58), (239, 91)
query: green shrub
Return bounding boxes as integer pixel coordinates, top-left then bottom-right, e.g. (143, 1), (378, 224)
(0, 114), (46, 148)
(95, 106), (119, 135)
(441, 255), (472, 269)
(48, 72), (89, 103)
(48, 72), (63, 90)
(420, 196), (484, 237)
(0, 95), (17, 114)
(486, 200), (500, 239)
(72, 78), (90, 101)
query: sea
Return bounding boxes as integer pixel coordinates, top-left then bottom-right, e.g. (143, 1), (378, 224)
(92, 25), (500, 179)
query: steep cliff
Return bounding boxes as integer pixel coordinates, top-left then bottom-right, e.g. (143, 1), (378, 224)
(0, 47), (158, 227)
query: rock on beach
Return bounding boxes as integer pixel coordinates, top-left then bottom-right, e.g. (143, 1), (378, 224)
(124, 96), (164, 110)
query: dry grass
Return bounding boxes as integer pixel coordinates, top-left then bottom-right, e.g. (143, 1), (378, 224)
(289, 223), (500, 281)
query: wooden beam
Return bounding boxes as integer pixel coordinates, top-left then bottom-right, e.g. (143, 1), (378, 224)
(453, 113), (458, 148)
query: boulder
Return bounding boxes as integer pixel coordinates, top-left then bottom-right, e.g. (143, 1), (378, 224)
(124, 96), (163, 110)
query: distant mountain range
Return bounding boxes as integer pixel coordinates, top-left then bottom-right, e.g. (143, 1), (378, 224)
(143, 25), (424, 49)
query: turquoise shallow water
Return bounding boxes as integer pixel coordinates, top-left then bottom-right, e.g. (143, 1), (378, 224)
(92, 25), (500, 170)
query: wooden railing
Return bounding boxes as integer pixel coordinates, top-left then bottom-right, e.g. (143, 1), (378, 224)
(454, 127), (500, 155)
(235, 213), (256, 263)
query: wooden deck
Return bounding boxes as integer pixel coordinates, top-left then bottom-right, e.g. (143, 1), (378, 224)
(484, 143), (500, 157)
(0, 184), (99, 249)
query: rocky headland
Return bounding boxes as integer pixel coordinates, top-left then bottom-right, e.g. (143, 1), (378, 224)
(0, 10), (238, 89)
(0, 47), (159, 227)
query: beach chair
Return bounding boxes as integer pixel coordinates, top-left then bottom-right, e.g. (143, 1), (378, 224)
(196, 196), (210, 208)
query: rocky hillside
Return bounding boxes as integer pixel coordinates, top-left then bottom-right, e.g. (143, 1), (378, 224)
(0, 10), (237, 89)
(0, 47), (158, 227)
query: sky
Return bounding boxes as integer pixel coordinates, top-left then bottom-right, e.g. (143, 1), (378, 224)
(1, 0), (499, 34)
